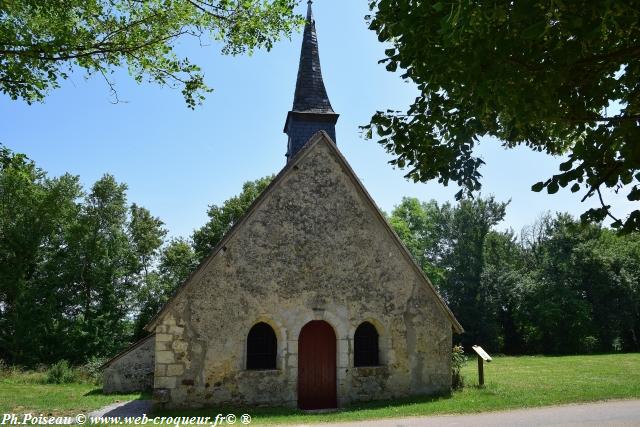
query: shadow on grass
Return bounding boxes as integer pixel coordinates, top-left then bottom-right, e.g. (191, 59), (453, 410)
(154, 392), (455, 421)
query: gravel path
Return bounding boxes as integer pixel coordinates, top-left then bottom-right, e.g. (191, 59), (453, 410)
(88, 399), (152, 418)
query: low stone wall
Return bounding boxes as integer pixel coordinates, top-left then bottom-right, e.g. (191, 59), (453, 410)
(350, 366), (392, 402)
(103, 334), (155, 393)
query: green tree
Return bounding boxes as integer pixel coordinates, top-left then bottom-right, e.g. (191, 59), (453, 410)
(132, 237), (197, 339)
(127, 204), (168, 339)
(388, 197), (446, 287)
(61, 175), (134, 361)
(159, 237), (199, 286)
(438, 197), (508, 350)
(480, 229), (525, 353)
(516, 214), (640, 353)
(364, 0), (640, 232)
(192, 175), (273, 260)
(1, 0), (302, 107)
(129, 203), (167, 281)
(0, 146), (82, 364)
(516, 215), (603, 353)
(389, 195), (509, 350)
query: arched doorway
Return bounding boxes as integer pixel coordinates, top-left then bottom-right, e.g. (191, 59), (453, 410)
(297, 320), (337, 409)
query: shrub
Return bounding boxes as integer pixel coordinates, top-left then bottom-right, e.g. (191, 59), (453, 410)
(451, 345), (467, 390)
(0, 362), (29, 381)
(77, 357), (107, 385)
(612, 337), (623, 352)
(582, 336), (599, 354)
(47, 360), (76, 384)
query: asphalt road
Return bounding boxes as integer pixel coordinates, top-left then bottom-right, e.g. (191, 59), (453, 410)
(89, 399), (640, 426)
(294, 400), (640, 427)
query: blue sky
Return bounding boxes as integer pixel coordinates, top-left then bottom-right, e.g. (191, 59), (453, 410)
(1, 1), (634, 239)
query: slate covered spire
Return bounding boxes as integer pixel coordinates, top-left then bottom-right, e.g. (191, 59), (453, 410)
(284, 0), (339, 161)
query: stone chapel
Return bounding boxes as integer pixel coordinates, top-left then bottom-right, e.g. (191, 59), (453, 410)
(102, 1), (463, 410)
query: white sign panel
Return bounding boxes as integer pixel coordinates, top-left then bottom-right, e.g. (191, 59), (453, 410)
(472, 345), (492, 362)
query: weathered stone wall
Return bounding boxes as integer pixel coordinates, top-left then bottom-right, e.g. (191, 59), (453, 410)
(151, 137), (454, 408)
(103, 334), (155, 393)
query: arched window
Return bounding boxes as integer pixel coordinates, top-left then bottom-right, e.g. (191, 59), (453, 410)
(354, 322), (379, 367)
(246, 322), (277, 370)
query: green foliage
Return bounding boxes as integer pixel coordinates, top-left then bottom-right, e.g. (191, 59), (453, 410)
(2, 141), (638, 367)
(0, 0), (303, 107)
(0, 145), (168, 365)
(388, 198), (446, 287)
(192, 175), (274, 260)
(132, 238), (198, 339)
(0, 146), (83, 365)
(390, 194), (640, 354)
(46, 360), (75, 384)
(78, 357), (108, 385)
(364, 0), (640, 232)
(389, 195), (509, 349)
(0, 144), (277, 365)
(451, 345), (466, 390)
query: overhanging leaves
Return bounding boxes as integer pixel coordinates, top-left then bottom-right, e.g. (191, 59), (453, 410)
(364, 0), (640, 232)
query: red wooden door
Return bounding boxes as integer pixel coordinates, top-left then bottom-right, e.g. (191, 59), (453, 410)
(298, 320), (337, 409)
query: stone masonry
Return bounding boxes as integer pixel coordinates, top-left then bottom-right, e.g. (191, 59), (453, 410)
(102, 334), (155, 393)
(145, 133), (461, 408)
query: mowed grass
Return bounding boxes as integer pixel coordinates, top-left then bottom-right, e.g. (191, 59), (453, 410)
(157, 353), (640, 425)
(1, 354), (639, 424)
(0, 370), (144, 417)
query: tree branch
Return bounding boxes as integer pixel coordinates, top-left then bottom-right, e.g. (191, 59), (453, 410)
(596, 186), (621, 223)
(0, 31), (188, 62)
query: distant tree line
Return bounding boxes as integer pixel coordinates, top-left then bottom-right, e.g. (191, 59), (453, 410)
(389, 197), (640, 354)
(0, 145), (271, 366)
(1, 145), (638, 366)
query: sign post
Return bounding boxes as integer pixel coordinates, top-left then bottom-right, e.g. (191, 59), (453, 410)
(471, 345), (492, 386)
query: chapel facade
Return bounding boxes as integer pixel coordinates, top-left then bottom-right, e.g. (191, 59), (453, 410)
(102, 1), (462, 409)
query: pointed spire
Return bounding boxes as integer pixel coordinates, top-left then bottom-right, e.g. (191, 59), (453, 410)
(284, 0), (339, 161)
(291, 0), (334, 113)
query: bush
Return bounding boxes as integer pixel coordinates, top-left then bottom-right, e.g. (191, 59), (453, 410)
(612, 337), (623, 352)
(0, 362), (30, 381)
(582, 336), (599, 354)
(77, 357), (107, 385)
(452, 345), (467, 390)
(47, 360), (76, 384)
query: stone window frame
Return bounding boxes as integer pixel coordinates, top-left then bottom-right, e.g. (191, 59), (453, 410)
(243, 317), (287, 372)
(350, 317), (391, 368)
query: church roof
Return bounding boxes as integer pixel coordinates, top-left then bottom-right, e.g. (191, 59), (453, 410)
(144, 132), (463, 334)
(291, 1), (334, 114)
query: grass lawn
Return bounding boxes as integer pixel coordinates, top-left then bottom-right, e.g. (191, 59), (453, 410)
(157, 353), (640, 425)
(1, 354), (639, 424)
(0, 371), (145, 417)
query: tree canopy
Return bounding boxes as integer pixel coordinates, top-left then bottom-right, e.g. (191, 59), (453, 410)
(192, 175), (273, 260)
(389, 197), (640, 353)
(364, 0), (640, 232)
(0, 0), (302, 107)
(1, 144), (638, 365)
(0, 143), (274, 365)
